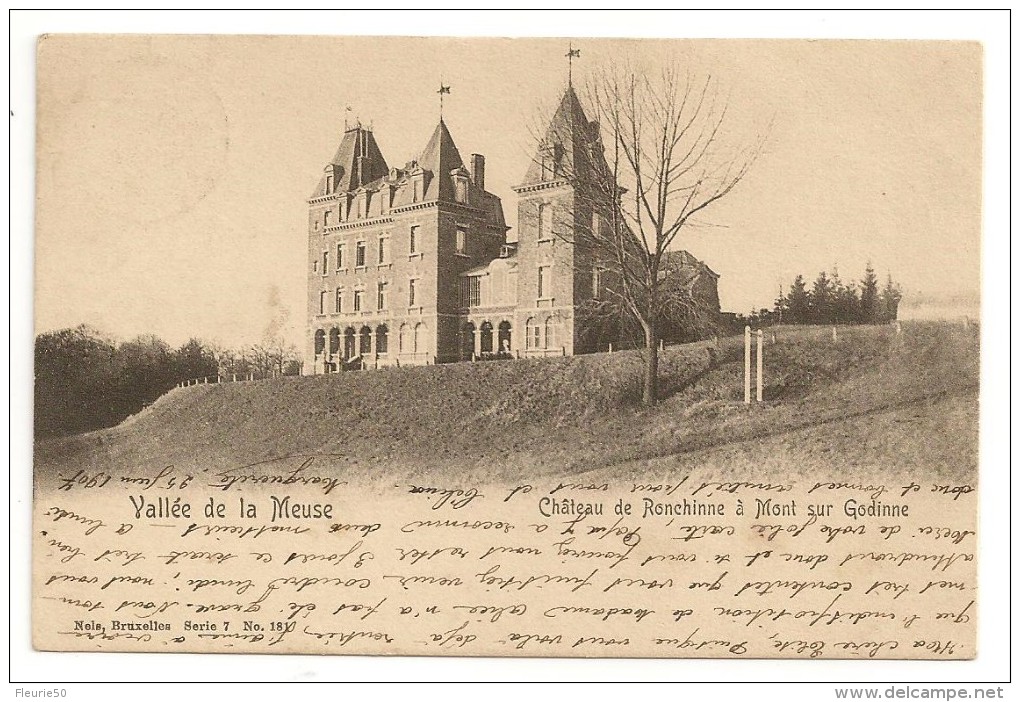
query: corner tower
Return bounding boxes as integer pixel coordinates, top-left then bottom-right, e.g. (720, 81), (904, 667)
(512, 86), (608, 357)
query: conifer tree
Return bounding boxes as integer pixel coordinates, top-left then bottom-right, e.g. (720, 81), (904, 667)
(859, 262), (881, 324)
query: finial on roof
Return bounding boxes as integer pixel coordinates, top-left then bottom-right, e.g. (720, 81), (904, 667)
(437, 81), (451, 119)
(565, 43), (581, 87)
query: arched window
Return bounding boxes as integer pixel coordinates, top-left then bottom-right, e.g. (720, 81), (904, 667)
(359, 325), (373, 355)
(328, 328), (340, 355)
(376, 325), (389, 355)
(314, 329), (326, 356)
(399, 324), (411, 353)
(343, 327), (356, 359)
(545, 317), (557, 349)
(461, 322), (476, 360)
(414, 323), (428, 354)
(480, 321), (494, 354)
(498, 321), (512, 356)
(525, 317), (537, 350)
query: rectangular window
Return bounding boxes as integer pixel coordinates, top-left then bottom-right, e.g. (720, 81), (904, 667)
(410, 225), (419, 253)
(408, 278), (417, 307)
(592, 267), (603, 299)
(456, 226), (467, 254)
(529, 324), (541, 350)
(539, 204), (553, 241)
(538, 265), (551, 298)
(353, 289), (363, 312)
(356, 241), (366, 268)
(459, 277), (481, 307)
(319, 291), (327, 315)
(468, 277), (481, 306)
(312, 259), (318, 273)
(324, 210), (332, 228)
(336, 243), (344, 270)
(377, 282), (388, 310)
(335, 288), (343, 313)
(322, 251), (329, 275)
(378, 236), (389, 264)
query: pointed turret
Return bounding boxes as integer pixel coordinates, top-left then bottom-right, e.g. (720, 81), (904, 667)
(417, 119), (466, 202)
(519, 85), (601, 188)
(311, 125), (389, 199)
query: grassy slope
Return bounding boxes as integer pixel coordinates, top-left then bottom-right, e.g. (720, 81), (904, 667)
(35, 322), (979, 487)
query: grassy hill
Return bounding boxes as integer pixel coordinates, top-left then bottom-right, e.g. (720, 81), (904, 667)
(35, 322), (979, 487)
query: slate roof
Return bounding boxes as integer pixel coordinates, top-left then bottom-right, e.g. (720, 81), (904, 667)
(418, 119), (465, 202)
(310, 126), (390, 199)
(519, 85), (602, 187)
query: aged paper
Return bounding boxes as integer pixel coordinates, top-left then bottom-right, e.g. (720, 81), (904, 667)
(32, 35), (981, 659)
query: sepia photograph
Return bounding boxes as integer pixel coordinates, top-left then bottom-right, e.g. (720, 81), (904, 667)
(12, 9), (1010, 693)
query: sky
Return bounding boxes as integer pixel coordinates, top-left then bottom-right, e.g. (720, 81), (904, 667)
(32, 29), (984, 350)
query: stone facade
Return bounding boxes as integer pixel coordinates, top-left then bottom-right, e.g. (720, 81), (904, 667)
(305, 88), (720, 374)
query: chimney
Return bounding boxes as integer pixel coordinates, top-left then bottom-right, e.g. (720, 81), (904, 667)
(471, 154), (485, 191)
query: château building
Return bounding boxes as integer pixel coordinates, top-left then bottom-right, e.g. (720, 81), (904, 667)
(305, 86), (720, 373)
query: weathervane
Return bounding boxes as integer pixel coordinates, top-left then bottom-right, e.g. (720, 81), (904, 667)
(566, 43), (581, 86)
(437, 81), (451, 119)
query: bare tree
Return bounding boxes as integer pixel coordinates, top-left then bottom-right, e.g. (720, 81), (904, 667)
(541, 63), (765, 404)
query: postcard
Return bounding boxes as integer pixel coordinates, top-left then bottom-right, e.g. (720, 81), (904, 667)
(32, 35), (981, 659)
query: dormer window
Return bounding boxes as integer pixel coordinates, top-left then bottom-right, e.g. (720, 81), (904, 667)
(452, 167), (469, 204)
(325, 175), (333, 194)
(455, 226), (467, 255)
(539, 141), (554, 180)
(552, 142), (565, 176)
(413, 178), (423, 202)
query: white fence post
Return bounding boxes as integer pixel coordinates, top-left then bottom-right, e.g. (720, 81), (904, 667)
(744, 326), (751, 405)
(756, 329), (764, 403)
